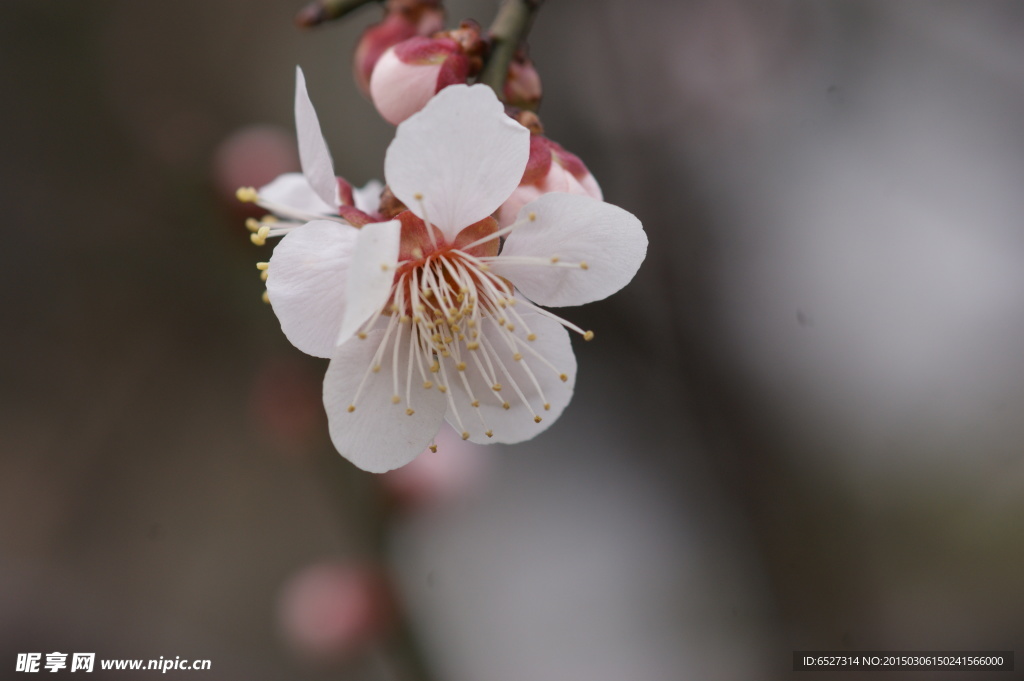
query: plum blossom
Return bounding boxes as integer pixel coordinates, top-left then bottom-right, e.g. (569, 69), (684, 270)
(260, 78), (646, 473)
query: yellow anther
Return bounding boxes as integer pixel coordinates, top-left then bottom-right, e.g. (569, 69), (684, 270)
(479, 264), (490, 272)
(429, 444), (438, 453)
(372, 364), (381, 373)
(544, 403), (551, 411)
(528, 211), (536, 221)
(513, 353), (522, 361)
(551, 256), (560, 263)
(461, 431), (470, 440)
(502, 401), (511, 410)
(261, 290), (269, 304)
(422, 289), (434, 298)
(440, 350), (450, 357)
(391, 395), (401, 404)
(411, 247), (424, 259)
(414, 192), (424, 200)
(580, 262), (589, 270)
(400, 315), (410, 323)
(508, 298), (517, 306)
(492, 384), (502, 392)
(235, 186), (258, 203)
(559, 373), (568, 382)
(456, 362), (467, 371)
(413, 316), (423, 323)
(471, 400), (480, 408)
(256, 261), (269, 270)
(347, 405), (356, 413)
(406, 408), (415, 415)
(245, 218), (261, 232)
(260, 270), (269, 282)
(534, 415), (542, 423)
(467, 341), (479, 350)
(381, 263), (389, 271)
(262, 215), (278, 224)
(527, 333), (536, 341)
(250, 232), (267, 246)
(438, 385), (448, 393)
(423, 381), (433, 389)
(507, 324), (515, 332)
(357, 332), (367, 340)
(583, 330), (595, 341)
(485, 430), (494, 438)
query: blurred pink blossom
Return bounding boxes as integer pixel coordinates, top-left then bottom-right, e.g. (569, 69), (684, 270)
(278, 562), (393, 661)
(381, 423), (489, 509)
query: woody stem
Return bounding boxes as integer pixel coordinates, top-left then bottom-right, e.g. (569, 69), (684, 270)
(478, 0), (544, 97)
(294, 0), (380, 28)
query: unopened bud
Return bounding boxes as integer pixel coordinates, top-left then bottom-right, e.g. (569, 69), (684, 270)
(369, 23), (484, 125)
(503, 53), (542, 110)
(497, 134), (603, 226)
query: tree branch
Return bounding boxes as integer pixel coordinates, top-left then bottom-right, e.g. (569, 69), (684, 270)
(295, 0), (380, 28)
(477, 0), (544, 97)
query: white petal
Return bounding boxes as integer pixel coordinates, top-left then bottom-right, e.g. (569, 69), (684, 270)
(492, 193), (647, 307)
(443, 310), (576, 444)
(259, 172), (337, 216)
(337, 220), (401, 346)
(384, 84), (530, 241)
(324, 325), (448, 472)
(267, 220), (357, 358)
(295, 66), (340, 209)
(353, 179), (384, 215)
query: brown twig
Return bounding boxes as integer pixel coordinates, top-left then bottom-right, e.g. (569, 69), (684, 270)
(477, 0), (544, 97)
(295, 0), (381, 28)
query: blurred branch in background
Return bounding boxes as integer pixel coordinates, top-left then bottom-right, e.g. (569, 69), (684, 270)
(296, 0), (380, 28)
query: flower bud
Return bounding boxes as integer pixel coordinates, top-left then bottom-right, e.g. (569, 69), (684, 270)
(503, 53), (542, 110)
(496, 133), (603, 227)
(353, 0), (445, 95)
(369, 22), (485, 125)
(278, 562), (393, 661)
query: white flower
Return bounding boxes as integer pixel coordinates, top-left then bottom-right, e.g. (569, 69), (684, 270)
(264, 79), (647, 473)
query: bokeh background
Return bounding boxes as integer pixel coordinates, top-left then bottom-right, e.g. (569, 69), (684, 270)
(3, 1), (1024, 679)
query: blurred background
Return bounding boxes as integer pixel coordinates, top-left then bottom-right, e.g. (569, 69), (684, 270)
(3, 0), (1024, 679)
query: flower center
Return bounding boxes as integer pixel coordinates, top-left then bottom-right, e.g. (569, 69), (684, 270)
(342, 212), (589, 446)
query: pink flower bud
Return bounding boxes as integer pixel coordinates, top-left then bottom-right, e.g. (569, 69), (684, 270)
(369, 23), (484, 126)
(496, 135), (603, 227)
(353, 1), (445, 96)
(503, 54), (543, 110)
(278, 562), (393, 661)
